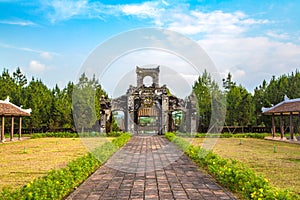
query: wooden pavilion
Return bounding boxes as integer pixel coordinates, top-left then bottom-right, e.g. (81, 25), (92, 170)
(0, 97), (31, 142)
(262, 97), (300, 141)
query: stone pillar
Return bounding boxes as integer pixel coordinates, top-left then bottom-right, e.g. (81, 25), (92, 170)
(153, 74), (159, 87)
(18, 117), (22, 140)
(133, 110), (138, 135)
(190, 110), (198, 133)
(1, 116), (5, 142)
(168, 112), (172, 132)
(127, 95), (135, 134)
(10, 117), (14, 141)
(100, 112), (106, 133)
(124, 109), (128, 132)
(280, 113), (284, 140)
(161, 95), (169, 134)
(271, 114), (275, 138)
(290, 113), (294, 141)
(128, 112), (134, 134)
(186, 109), (192, 133)
(108, 112), (113, 133)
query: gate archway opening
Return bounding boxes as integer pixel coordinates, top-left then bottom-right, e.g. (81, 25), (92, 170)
(137, 106), (160, 135)
(143, 76), (153, 87)
(171, 110), (184, 132)
(112, 110), (125, 131)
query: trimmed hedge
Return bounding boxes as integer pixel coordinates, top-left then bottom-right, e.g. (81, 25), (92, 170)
(165, 132), (299, 200)
(106, 131), (124, 137)
(175, 132), (270, 139)
(31, 132), (79, 139)
(31, 131), (130, 139)
(0, 133), (131, 200)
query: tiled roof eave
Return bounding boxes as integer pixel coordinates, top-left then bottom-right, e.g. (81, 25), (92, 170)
(262, 98), (300, 115)
(0, 100), (31, 117)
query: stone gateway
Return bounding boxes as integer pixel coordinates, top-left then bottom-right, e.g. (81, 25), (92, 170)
(100, 66), (197, 135)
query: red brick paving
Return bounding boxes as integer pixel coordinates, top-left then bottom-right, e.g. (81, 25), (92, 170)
(66, 136), (236, 200)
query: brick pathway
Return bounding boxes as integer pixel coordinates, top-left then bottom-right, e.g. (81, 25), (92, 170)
(66, 136), (236, 200)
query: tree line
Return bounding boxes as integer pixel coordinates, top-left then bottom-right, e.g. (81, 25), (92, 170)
(1, 67), (299, 132)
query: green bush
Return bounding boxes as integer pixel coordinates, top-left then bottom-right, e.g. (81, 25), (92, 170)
(165, 132), (298, 200)
(78, 132), (106, 137)
(106, 131), (124, 137)
(0, 133), (131, 200)
(193, 132), (270, 139)
(31, 132), (79, 139)
(112, 133), (131, 147)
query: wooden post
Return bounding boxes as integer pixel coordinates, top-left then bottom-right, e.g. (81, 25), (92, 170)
(10, 117), (14, 141)
(1, 116), (5, 142)
(280, 113), (284, 140)
(298, 113), (300, 134)
(18, 117), (22, 140)
(272, 114), (275, 138)
(290, 113), (294, 140)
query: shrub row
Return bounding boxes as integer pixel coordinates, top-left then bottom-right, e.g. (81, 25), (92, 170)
(0, 133), (131, 200)
(30, 131), (129, 139)
(106, 131), (125, 137)
(175, 132), (270, 139)
(31, 132), (79, 139)
(165, 132), (298, 200)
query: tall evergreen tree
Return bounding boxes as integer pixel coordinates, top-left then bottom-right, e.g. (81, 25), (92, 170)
(72, 73), (107, 132)
(193, 70), (225, 131)
(223, 73), (253, 126)
(23, 78), (53, 129)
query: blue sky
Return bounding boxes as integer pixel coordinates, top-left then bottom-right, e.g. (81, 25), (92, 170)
(1, 0), (300, 95)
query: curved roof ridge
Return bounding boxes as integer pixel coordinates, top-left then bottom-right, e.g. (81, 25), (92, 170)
(0, 97), (31, 116)
(262, 97), (300, 114)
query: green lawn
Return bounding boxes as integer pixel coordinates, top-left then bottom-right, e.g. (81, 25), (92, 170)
(190, 137), (300, 195)
(0, 137), (112, 191)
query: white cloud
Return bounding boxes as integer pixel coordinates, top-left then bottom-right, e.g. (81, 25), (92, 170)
(29, 60), (46, 73)
(37, 0), (300, 92)
(45, 0), (89, 23)
(165, 10), (269, 36)
(0, 20), (36, 26)
(266, 31), (289, 40)
(120, 1), (163, 19)
(0, 42), (60, 57)
(40, 52), (52, 60)
(42, 0), (269, 39)
(44, 0), (120, 23)
(199, 36), (300, 90)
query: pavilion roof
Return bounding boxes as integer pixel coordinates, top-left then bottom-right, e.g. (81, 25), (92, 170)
(262, 97), (300, 115)
(0, 97), (31, 117)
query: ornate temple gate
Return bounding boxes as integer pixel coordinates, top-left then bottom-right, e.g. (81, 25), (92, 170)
(137, 107), (160, 134)
(100, 66), (198, 135)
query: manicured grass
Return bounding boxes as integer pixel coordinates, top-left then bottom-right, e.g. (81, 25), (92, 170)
(190, 137), (300, 195)
(0, 137), (112, 191)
